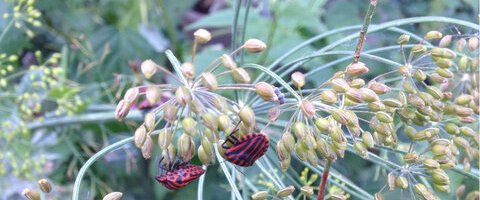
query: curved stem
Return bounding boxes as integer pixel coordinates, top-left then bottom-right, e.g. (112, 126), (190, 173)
(0, 20), (14, 44)
(72, 136), (134, 200)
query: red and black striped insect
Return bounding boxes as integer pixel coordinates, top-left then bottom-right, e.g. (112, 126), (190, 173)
(222, 129), (270, 167)
(155, 157), (205, 190)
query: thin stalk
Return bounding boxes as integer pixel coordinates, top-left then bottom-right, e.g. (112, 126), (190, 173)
(353, 0), (378, 63)
(0, 20), (14, 44)
(317, 160), (331, 200)
(197, 166), (207, 200)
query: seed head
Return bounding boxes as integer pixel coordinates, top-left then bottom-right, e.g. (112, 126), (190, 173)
(144, 112), (156, 132)
(439, 35), (452, 47)
(175, 86), (192, 106)
(232, 68), (251, 83)
(103, 192), (123, 200)
(368, 81), (390, 94)
(193, 29), (212, 44)
(244, 39), (267, 53)
(146, 86), (161, 105)
(182, 117), (196, 136)
(201, 72), (218, 90)
(181, 62), (195, 79)
(424, 30), (443, 40)
(239, 106), (255, 127)
(220, 54), (237, 69)
(141, 59), (158, 79)
(346, 62), (369, 76)
(397, 34), (410, 45)
(37, 179), (52, 193)
(134, 125), (147, 148)
(300, 100), (316, 119)
(319, 90), (337, 104)
(255, 82), (278, 102)
(300, 186), (314, 196)
(331, 78), (350, 93)
(468, 37), (479, 51)
(163, 103), (177, 123)
(291, 71), (306, 88)
(158, 129), (172, 150)
(115, 100), (130, 120)
(395, 176), (409, 189)
(202, 112), (218, 131)
(251, 191), (269, 200)
(276, 185), (295, 197)
(141, 135), (153, 159)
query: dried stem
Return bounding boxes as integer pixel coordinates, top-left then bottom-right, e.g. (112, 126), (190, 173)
(353, 0), (378, 64)
(317, 160), (332, 200)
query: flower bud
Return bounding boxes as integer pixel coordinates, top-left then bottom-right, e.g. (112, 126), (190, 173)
(315, 118), (330, 132)
(37, 179), (52, 193)
(163, 103), (177, 123)
(281, 133), (296, 152)
(354, 141), (368, 158)
(141, 135), (153, 159)
(404, 153), (419, 163)
(368, 101), (386, 112)
(397, 34), (410, 44)
(268, 107), (281, 122)
(276, 185), (295, 198)
(362, 131), (374, 148)
(422, 158), (440, 169)
(178, 133), (194, 161)
(115, 100), (130, 120)
(193, 29), (211, 44)
(300, 100), (316, 119)
(431, 169), (450, 185)
(345, 88), (363, 103)
(439, 35), (452, 47)
(134, 125), (148, 148)
(221, 54), (237, 69)
(103, 192), (123, 200)
(300, 186), (314, 196)
(232, 68), (251, 83)
(295, 142), (308, 161)
(319, 90), (337, 104)
(395, 176), (409, 189)
(182, 117), (196, 136)
(346, 62), (369, 76)
(141, 59), (158, 79)
(455, 94), (473, 105)
(198, 145), (211, 165)
(456, 38), (467, 52)
(158, 129), (172, 150)
(146, 86), (161, 105)
(434, 58), (453, 69)
(181, 62), (195, 79)
(239, 106), (255, 128)
(436, 68), (453, 78)
(360, 88), (379, 102)
(244, 39), (267, 53)
(425, 31), (442, 40)
(316, 138), (337, 161)
(293, 122), (307, 139)
(217, 114), (231, 132)
(414, 69), (427, 81)
(123, 87), (139, 103)
(251, 191), (269, 200)
(382, 99), (402, 108)
(331, 78), (350, 93)
(255, 82), (277, 102)
(331, 109), (349, 125)
(350, 78), (365, 88)
(291, 71), (306, 88)
(144, 112), (156, 132)
(468, 37), (479, 51)
(456, 185), (466, 199)
(411, 44), (427, 54)
(431, 47), (456, 59)
(376, 111), (393, 123)
(175, 86), (192, 106)
(434, 184), (450, 193)
(368, 81), (390, 94)
(202, 112), (218, 131)
(201, 72), (218, 90)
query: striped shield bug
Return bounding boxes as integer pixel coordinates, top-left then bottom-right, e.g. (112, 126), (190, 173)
(155, 157), (205, 190)
(222, 129), (270, 167)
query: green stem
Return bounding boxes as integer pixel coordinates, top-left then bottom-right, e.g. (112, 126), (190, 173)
(72, 136), (134, 200)
(0, 20), (14, 45)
